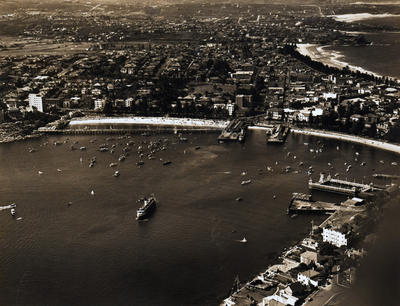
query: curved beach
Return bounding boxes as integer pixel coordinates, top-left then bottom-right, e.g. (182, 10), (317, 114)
(292, 128), (400, 155)
(69, 116), (229, 129)
(296, 43), (381, 77)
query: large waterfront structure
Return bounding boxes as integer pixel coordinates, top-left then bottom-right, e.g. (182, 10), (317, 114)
(28, 94), (43, 112)
(322, 227), (348, 247)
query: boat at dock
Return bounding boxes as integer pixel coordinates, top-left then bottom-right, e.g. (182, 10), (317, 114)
(136, 196), (157, 220)
(241, 179), (251, 185)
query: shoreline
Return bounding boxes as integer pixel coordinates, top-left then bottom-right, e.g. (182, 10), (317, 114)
(291, 128), (400, 155)
(68, 116), (229, 129)
(328, 13), (400, 23)
(296, 43), (384, 79)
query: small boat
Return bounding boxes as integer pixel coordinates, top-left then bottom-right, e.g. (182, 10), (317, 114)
(113, 171), (120, 177)
(241, 171), (247, 176)
(80, 146), (86, 151)
(109, 163), (118, 167)
(57, 169), (62, 172)
(290, 214), (298, 219)
(90, 190), (95, 196)
(118, 155), (126, 162)
(89, 162), (95, 168)
(137, 161), (144, 166)
(195, 146), (201, 150)
(379, 160), (385, 164)
(163, 161), (172, 166)
(38, 171), (43, 175)
(11, 208), (16, 217)
(241, 179), (251, 185)
(235, 197), (243, 202)
(29, 148), (36, 153)
(99, 147), (109, 152)
(239, 237), (247, 243)
(391, 162), (398, 166)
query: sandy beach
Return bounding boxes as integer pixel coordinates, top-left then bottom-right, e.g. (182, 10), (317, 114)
(296, 43), (381, 78)
(329, 13), (400, 23)
(292, 128), (400, 155)
(69, 116), (229, 129)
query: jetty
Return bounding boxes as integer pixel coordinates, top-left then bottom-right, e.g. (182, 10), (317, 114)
(266, 124), (290, 144)
(287, 193), (365, 215)
(218, 119), (247, 143)
(373, 173), (400, 179)
(309, 173), (384, 197)
(287, 193), (337, 214)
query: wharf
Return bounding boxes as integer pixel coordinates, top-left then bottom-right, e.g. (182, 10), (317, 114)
(373, 173), (400, 179)
(266, 124), (290, 144)
(308, 173), (383, 197)
(218, 119), (247, 143)
(287, 193), (337, 214)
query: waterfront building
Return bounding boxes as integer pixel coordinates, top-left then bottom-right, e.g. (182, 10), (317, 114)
(297, 269), (320, 287)
(322, 227), (348, 248)
(28, 93), (43, 112)
(262, 286), (299, 306)
(94, 99), (105, 111)
(301, 237), (319, 250)
(300, 251), (320, 266)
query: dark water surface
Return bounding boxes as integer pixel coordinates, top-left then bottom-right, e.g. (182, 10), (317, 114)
(0, 130), (399, 305)
(329, 16), (400, 79)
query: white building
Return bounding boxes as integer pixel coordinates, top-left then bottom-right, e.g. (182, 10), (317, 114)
(262, 286), (298, 306)
(94, 99), (105, 110)
(28, 93), (43, 112)
(297, 270), (320, 287)
(322, 227), (348, 248)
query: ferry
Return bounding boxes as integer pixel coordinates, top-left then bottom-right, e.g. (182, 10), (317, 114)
(136, 196), (157, 220)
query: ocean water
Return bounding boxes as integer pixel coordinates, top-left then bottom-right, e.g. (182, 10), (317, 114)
(327, 16), (400, 79)
(0, 130), (399, 305)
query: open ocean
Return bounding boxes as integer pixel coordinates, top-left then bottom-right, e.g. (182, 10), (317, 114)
(1, 130), (399, 305)
(327, 15), (400, 79)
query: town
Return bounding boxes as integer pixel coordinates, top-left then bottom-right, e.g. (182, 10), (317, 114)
(0, 1), (399, 144)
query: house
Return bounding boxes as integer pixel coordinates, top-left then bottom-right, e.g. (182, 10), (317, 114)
(300, 251), (319, 266)
(261, 284), (301, 306)
(297, 269), (320, 287)
(267, 108), (284, 121)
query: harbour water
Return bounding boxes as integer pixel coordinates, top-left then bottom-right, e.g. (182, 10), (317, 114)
(327, 15), (400, 79)
(0, 130), (399, 305)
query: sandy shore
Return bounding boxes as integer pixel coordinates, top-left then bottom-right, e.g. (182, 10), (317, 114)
(329, 13), (400, 23)
(292, 128), (400, 155)
(69, 116), (229, 129)
(296, 43), (381, 78)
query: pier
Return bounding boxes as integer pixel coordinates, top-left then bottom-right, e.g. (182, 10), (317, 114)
(266, 124), (290, 144)
(373, 173), (400, 179)
(218, 119), (247, 143)
(309, 173), (384, 197)
(287, 193), (337, 214)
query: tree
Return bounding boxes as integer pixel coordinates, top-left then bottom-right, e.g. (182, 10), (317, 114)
(103, 101), (113, 115)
